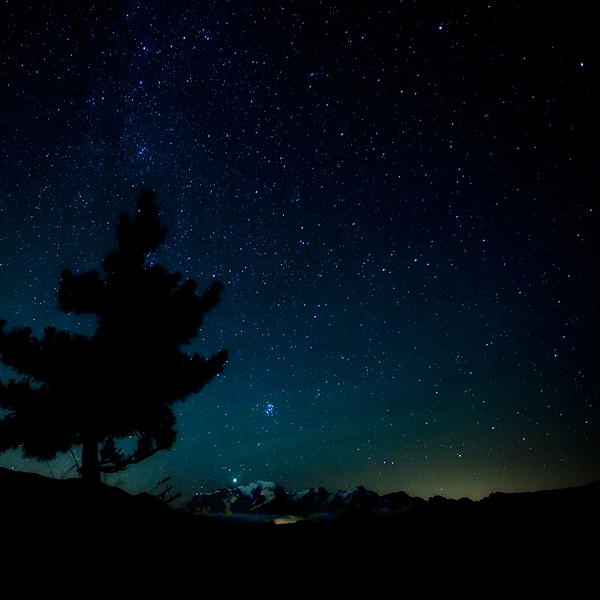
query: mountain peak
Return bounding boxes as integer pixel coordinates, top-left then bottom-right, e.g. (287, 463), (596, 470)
(181, 480), (421, 518)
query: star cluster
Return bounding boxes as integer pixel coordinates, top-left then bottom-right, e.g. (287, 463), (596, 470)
(0, 1), (598, 500)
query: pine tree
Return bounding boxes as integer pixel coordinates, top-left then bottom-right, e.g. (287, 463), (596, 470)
(0, 190), (228, 484)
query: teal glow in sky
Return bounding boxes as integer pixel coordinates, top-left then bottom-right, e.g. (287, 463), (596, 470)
(0, 1), (598, 501)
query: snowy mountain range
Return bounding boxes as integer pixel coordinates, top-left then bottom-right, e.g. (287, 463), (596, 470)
(179, 480), (425, 519)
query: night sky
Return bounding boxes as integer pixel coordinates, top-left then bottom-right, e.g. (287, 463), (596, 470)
(1, 1), (598, 501)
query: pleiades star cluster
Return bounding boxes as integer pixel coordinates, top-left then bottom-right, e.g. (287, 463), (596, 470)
(0, 1), (598, 501)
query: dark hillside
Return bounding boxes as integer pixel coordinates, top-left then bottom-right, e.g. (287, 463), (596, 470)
(1, 468), (597, 586)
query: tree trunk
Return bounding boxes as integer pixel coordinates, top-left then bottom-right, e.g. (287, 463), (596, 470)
(82, 436), (101, 485)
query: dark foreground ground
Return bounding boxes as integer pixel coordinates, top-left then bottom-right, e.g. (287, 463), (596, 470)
(1, 467), (597, 589)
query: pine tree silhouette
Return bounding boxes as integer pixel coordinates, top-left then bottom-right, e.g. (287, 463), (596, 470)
(0, 190), (228, 484)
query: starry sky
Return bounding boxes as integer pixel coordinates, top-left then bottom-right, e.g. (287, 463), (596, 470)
(0, 1), (598, 501)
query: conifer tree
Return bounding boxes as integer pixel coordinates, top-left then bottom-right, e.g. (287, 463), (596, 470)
(0, 190), (228, 484)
